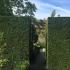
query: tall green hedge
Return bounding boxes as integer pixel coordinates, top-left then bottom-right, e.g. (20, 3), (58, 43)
(48, 17), (70, 70)
(0, 16), (30, 70)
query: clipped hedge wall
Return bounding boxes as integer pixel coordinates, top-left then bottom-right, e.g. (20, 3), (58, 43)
(0, 16), (30, 70)
(48, 17), (70, 70)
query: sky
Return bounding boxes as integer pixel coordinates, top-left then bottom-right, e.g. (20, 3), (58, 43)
(29, 0), (70, 19)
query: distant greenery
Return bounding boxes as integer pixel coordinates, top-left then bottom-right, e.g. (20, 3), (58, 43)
(51, 9), (56, 17)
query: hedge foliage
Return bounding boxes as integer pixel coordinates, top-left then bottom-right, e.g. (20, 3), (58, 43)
(48, 17), (70, 70)
(0, 16), (30, 70)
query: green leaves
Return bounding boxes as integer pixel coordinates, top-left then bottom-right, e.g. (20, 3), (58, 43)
(0, 0), (13, 16)
(48, 17), (70, 70)
(0, 17), (30, 70)
(0, 0), (37, 16)
(11, 0), (37, 16)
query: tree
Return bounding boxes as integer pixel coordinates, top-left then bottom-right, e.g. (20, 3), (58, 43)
(0, 0), (37, 16)
(51, 9), (56, 17)
(0, 0), (13, 16)
(58, 14), (60, 17)
(10, 0), (37, 16)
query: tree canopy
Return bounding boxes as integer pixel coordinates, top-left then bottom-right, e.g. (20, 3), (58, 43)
(51, 9), (56, 17)
(0, 0), (13, 16)
(0, 0), (37, 16)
